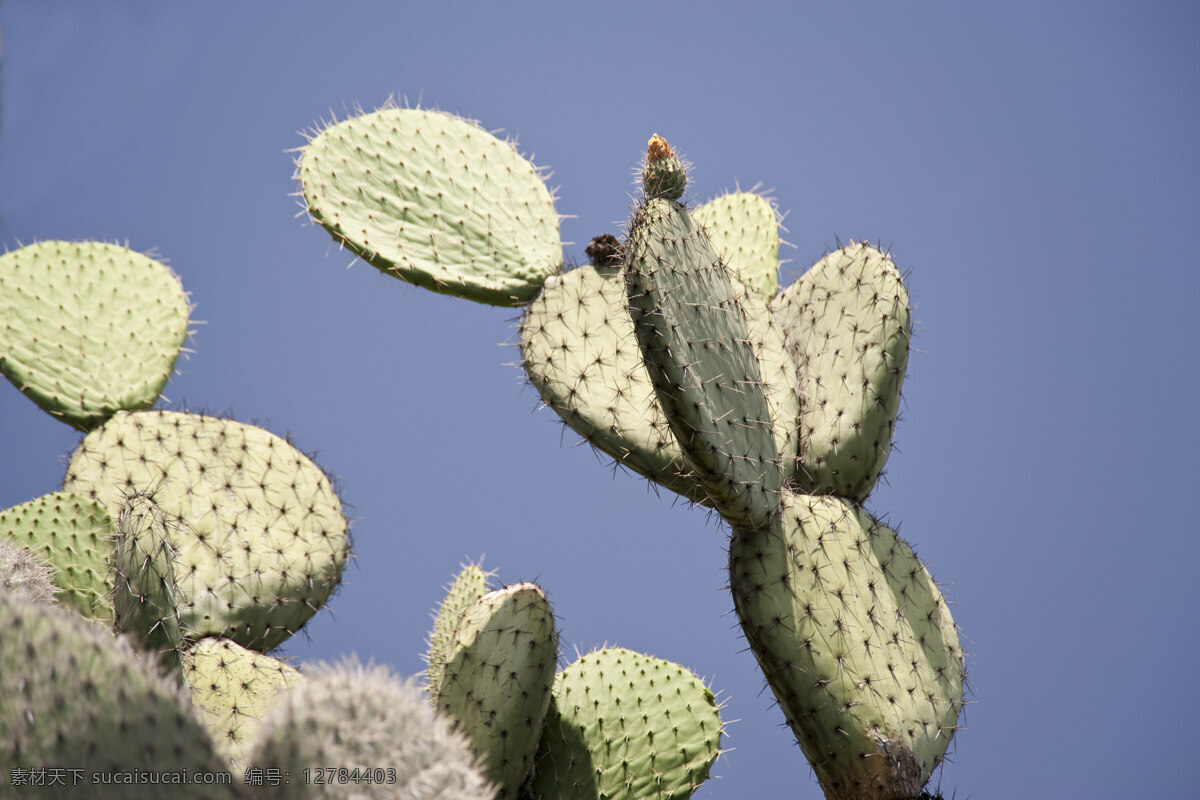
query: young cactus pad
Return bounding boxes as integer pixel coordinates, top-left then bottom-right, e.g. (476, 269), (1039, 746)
(0, 592), (236, 799)
(246, 660), (493, 800)
(525, 647), (723, 800)
(63, 410), (350, 652)
(298, 105), (562, 306)
(728, 492), (964, 800)
(112, 492), (185, 672)
(0, 490), (116, 620)
(0, 240), (190, 430)
(426, 561), (491, 693)
(434, 582), (557, 798)
(770, 242), (911, 502)
(692, 191), (782, 302)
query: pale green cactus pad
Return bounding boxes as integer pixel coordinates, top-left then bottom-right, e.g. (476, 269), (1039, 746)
(526, 647), (723, 800)
(771, 242), (910, 502)
(435, 582), (557, 798)
(520, 263), (707, 505)
(626, 195), (781, 529)
(728, 492), (964, 800)
(426, 561), (491, 693)
(0, 490), (116, 620)
(63, 410), (350, 652)
(0, 240), (190, 430)
(112, 492), (185, 672)
(0, 592), (235, 799)
(693, 192), (782, 302)
(298, 105), (562, 307)
(183, 637), (302, 770)
(247, 660), (493, 800)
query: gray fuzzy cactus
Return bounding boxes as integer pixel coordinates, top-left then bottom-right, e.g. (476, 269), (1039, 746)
(298, 105), (965, 799)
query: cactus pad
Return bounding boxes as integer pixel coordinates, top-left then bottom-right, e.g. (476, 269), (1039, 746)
(183, 637), (302, 769)
(63, 410), (350, 652)
(426, 561), (492, 693)
(0, 240), (190, 430)
(520, 263), (708, 505)
(728, 492), (964, 800)
(692, 192), (782, 302)
(526, 647), (723, 800)
(434, 582), (557, 797)
(626, 195), (781, 529)
(112, 492), (185, 672)
(0, 491), (116, 620)
(771, 242), (910, 501)
(0, 592), (234, 798)
(298, 106), (562, 307)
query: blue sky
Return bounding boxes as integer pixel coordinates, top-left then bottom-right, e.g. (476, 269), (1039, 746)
(2, 2), (1198, 798)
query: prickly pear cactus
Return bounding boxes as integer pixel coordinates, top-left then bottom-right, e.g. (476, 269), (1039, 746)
(426, 561), (491, 693)
(0, 591), (236, 799)
(519, 260), (709, 505)
(0, 491), (116, 620)
(434, 582), (558, 797)
(298, 104), (562, 307)
(0, 240), (190, 430)
(525, 647), (723, 800)
(728, 493), (964, 800)
(112, 492), (185, 673)
(771, 242), (910, 501)
(625, 190), (781, 529)
(183, 637), (302, 770)
(692, 191), (782, 302)
(63, 410), (350, 652)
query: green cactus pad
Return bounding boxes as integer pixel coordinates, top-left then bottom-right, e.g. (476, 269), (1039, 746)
(693, 192), (782, 302)
(298, 106), (562, 307)
(728, 492), (964, 800)
(247, 660), (493, 800)
(522, 261), (800, 510)
(520, 263), (708, 506)
(0, 240), (190, 430)
(626, 196), (781, 529)
(435, 582), (557, 798)
(526, 647), (723, 800)
(183, 637), (302, 770)
(113, 492), (185, 673)
(0, 592), (235, 799)
(426, 561), (492, 694)
(63, 410), (350, 652)
(771, 242), (910, 502)
(0, 491), (116, 620)
(0, 539), (58, 605)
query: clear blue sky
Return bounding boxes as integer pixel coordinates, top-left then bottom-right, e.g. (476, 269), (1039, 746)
(2, 3), (1198, 798)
